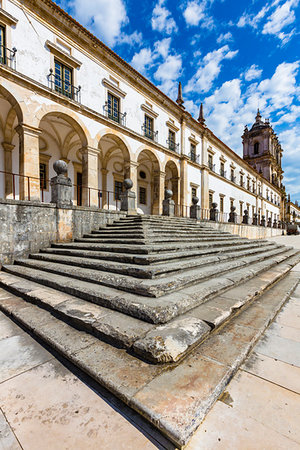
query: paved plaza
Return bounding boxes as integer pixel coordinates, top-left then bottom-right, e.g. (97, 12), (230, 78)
(0, 235), (300, 449)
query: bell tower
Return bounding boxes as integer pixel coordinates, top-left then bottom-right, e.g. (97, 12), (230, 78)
(242, 109), (283, 188)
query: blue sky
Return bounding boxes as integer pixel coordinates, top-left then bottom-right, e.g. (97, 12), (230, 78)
(55, 0), (300, 202)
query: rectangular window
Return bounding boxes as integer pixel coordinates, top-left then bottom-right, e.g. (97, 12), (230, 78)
(208, 154), (213, 170)
(54, 60), (73, 98)
(220, 162), (225, 177)
(114, 180), (123, 201)
(0, 25), (5, 65)
(240, 174), (244, 187)
(191, 187), (197, 200)
(252, 205), (255, 217)
(220, 196), (224, 213)
(247, 179), (250, 190)
(240, 202), (243, 217)
(39, 163), (47, 190)
(108, 92), (120, 123)
(230, 199), (234, 209)
(190, 143), (196, 162)
(209, 192), (213, 209)
(231, 168), (235, 182)
(139, 186), (147, 205)
(144, 115), (154, 139)
(168, 129), (176, 150)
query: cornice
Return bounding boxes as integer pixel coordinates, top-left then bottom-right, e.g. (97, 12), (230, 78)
(46, 40), (82, 68)
(0, 8), (18, 26)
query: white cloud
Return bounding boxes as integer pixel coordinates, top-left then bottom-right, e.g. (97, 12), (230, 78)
(216, 32), (233, 44)
(71, 0), (128, 46)
(275, 105), (300, 124)
(185, 45), (238, 94)
(154, 54), (183, 97)
(151, 0), (178, 35)
(130, 48), (153, 74)
(244, 64), (263, 81)
(262, 0), (299, 36)
(237, 5), (270, 28)
(117, 31), (143, 47)
(183, 0), (214, 28)
(153, 38), (172, 59)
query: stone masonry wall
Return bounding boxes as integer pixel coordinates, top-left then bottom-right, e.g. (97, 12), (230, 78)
(202, 220), (283, 239)
(0, 200), (126, 264)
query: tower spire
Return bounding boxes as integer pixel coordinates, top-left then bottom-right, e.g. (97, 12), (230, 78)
(255, 108), (262, 122)
(198, 103), (205, 125)
(176, 82), (185, 108)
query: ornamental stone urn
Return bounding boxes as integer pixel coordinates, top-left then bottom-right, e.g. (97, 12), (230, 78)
(163, 189), (175, 216)
(190, 196), (200, 220)
(210, 202), (219, 222)
(50, 160), (73, 207)
(120, 178), (136, 214)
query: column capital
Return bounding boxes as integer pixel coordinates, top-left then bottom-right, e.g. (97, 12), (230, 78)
(124, 160), (138, 168)
(101, 168), (109, 175)
(81, 146), (99, 156)
(16, 123), (42, 137)
(2, 141), (15, 152)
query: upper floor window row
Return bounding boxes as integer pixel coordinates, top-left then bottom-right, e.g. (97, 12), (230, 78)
(0, 23), (16, 69)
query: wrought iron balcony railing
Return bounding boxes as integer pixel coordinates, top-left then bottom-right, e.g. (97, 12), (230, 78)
(220, 169), (226, 178)
(103, 103), (127, 126)
(189, 152), (199, 163)
(0, 45), (17, 70)
(167, 139), (180, 153)
(48, 69), (81, 103)
(231, 176), (236, 183)
(142, 125), (158, 142)
(208, 163), (216, 172)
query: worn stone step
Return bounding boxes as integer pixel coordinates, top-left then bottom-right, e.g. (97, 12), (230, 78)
(30, 243), (284, 280)
(84, 232), (146, 239)
(2, 249), (300, 324)
(42, 240), (277, 266)
(10, 245), (294, 298)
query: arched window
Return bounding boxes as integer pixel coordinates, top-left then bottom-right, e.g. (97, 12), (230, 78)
(254, 142), (259, 154)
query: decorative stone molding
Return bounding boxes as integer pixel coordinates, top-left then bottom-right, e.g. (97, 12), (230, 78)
(102, 78), (127, 98)
(141, 104), (159, 118)
(0, 8), (18, 26)
(46, 40), (82, 68)
(166, 120), (179, 132)
(188, 135), (199, 145)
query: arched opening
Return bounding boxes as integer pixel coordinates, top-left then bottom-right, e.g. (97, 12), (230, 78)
(164, 160), (179, 207)
(137, 149), (161, 215)
(98, 133), (131, 210)
(39, 112), (88, 204)
(0, 86), (23, 200)
(254, 142), (259, 155)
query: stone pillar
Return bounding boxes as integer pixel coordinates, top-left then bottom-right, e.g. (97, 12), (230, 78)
(50, 160), (73, 208)
(120, 178), (136, 214)
(190, 196), (200, 220)
(180, 156), (189, 216)
(2, 142), (15, 198)
(124, 160), (138, 197)
(163, 189), (175, 216)
(228, 206), (237, 223)
(16, 124), (42, 201)
(82, 146), (99, 207)
(180, 116), (186, 156)
(273, 219), (278, 228)
(210, 202), (219, 222)
(261, 215), (266, 227)
(242, 209), (249, 224)
(252, 213), (258, 226)
(152, 170), (165, 215)
(267, 217), (272, 227)
(101, 168), (108, 208)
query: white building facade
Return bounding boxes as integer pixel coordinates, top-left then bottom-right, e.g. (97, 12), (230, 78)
(0, 0), (283, 224)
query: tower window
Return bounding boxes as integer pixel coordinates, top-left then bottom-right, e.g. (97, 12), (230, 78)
(254, 142), (259, 154)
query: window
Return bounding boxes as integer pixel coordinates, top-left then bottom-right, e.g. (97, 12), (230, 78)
(220, 196), (224, 213)
(39, 163), (47, 190)
(247, 178), (250, 190)
(108, 92), (120, 123)
(252, 205), (255, 217)
(190, 143), (196, 162)
(139, 186), (147, 204)
(191, 187), (197, 200)
(168, 129), (176, 150)
(0, 24), (5, 65)
(240, 174), (244, 187)
(54, 59), (73, 98)
(144, 115), (154, 139)
(240, 202), (243, 217)
(254, 142), (259, 154)
(230, 199), (234, 209)
(220, 162), (225, 177)
(208, 154), (213, 170)
(231, 168), (235, 182)
(114, 180), (123, 201)
(209, 192), (213, 209)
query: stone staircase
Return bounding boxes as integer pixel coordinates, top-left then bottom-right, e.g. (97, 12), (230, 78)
(0, 215), (299, 364)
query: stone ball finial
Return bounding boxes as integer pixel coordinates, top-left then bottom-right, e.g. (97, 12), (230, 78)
(53, 160), (68, 176)
(165, 189), (173, 200)
(123, 178), (133, 190)
(244, 209), (249, 215)
(192, 196), (199, 205)
(211, 202), (218, 209)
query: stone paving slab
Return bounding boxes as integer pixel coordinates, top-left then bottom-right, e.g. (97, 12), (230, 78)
(0, 409), (21, 450)
(254, 333), (300, 367)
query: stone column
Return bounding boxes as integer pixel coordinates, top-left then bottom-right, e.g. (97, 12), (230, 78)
(180, 116), (186, 155)
(200, 131), (209, 214)
(101, 168), (108, 209)
(152, 170), (165, 215)
(2, 142), (15, 198)
(82, 146), (99, 207)
(16, 124), (42, 201)
(124, 160), (138, 197)
(180, 156), (189, 216)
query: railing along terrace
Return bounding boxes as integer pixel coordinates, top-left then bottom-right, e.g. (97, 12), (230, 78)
(189, 152), (199, 163)
(174, 204), (190, 218)
(0, 45), (17, 70)
(72, 184), (121, 210)
(166, 139), (180, 153)
(0, 170), (45, 201)
(48, 69), (81, 103)
(142, 125), (158, 142)
(103, 103), (127, 126)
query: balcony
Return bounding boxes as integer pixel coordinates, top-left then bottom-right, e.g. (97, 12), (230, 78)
(103, 103), (127, 126)
(48, 69), (81, 103)
(0, 45), (17, 70)
(208, 163), (215, 172)
(231, 176), (236, 183)
(189, 152), (199, 163)
(220, 169), (226, 178)
(167, 139), (180, 153)
(142, 125), (158, 142)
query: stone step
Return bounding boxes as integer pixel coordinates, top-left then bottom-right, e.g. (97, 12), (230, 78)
(29, 243), (284, 280)
(7, 245), (294, 298)
(1, 268), (298, 448)
(74, 235), (245, 245)
(90, 229), (231, 238)
(2, 249), (299, 324)
(42, 240), (277, 266)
